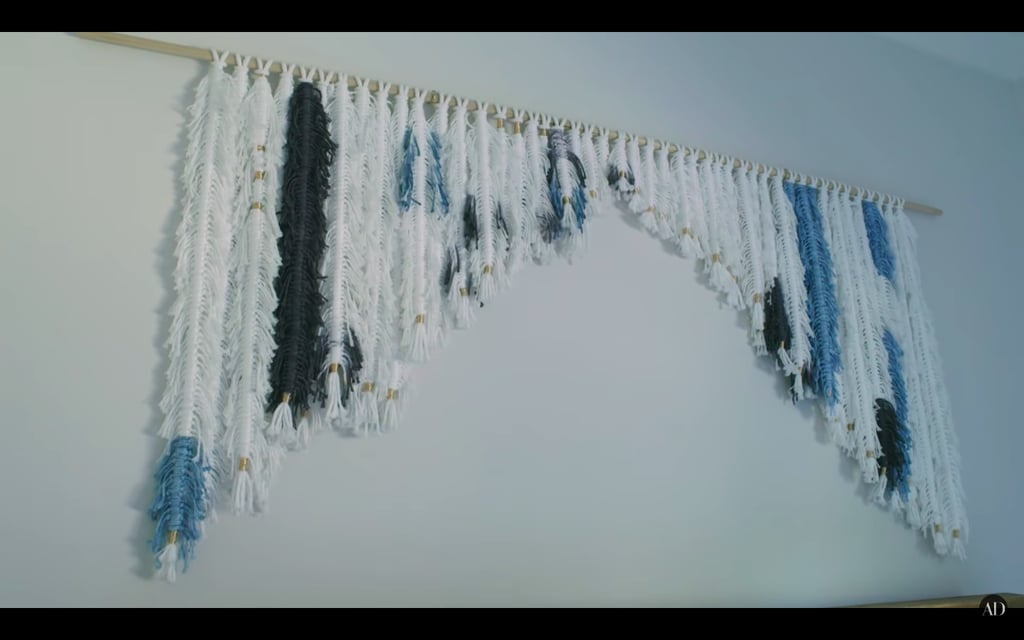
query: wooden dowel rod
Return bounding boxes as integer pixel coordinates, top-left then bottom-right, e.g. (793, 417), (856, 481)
(71, 32), (942, 216)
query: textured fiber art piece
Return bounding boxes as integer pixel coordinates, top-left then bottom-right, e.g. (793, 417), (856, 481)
(150, 51), (967, 581)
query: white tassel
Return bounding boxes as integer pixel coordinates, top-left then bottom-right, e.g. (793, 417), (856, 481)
(379, 363), (406, 433)
(455, 277), (474, 328)
(266, 399), (293, 444)
(932, 525), (950, 556)
(380, 389), (401, 433)
(709, 255), (743, 309)
(410, 316), (429, 362)
(826, 417), (849, 451)
(231, 463), (255, 516)
(291, 408), (324, 451)
(951, 532), (967, 560)
(154, 542), (180, 583)
(353, 384), (380, 436)
(906, 487), (923, 529)
(776, 346), (798, 376)
(325, 368), (344, 420)
(478, 268), (497, 302)
(871, 472), (889, 506)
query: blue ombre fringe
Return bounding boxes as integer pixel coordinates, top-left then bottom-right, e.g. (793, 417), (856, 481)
(862, 200), (895, 282)
(398, 126), (449, 215)
(549, 166), (565, 224)
(397, 126), (418, 212)
(573, 182), (588, 231)
(785, 182), (843, 408)
(148, 436), (211, 573)
(883, 328), (912, 499)
(427, 130), (449, 215)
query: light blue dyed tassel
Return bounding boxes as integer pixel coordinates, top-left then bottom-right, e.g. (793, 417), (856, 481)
(427, 129), (449, 215)
(785, 181), (842, 408)
(862, 200), (896, 282)
(148, 436), (212, 577)
(398, 126), (418, 212)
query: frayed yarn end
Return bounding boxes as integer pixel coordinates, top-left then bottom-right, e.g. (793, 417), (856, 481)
(380, 389), (402, 433)
(231, 468), (255, 517)
(353, 385), (380, 436)
(154, 542), (179, 583)
(478, 269), (497, 304)
(266, 400), (294, 444)
(325, 370), (343, 421)
(408, 318), (430, 362)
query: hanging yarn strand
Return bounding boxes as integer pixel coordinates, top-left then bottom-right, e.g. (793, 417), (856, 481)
(442, 98), (474, 329)
(631, 139), (658, 233)
(580, 125), (608, 216)
(265, 71), (337, 448)
(527, 115), (557, 264)
(470, 103), (499, 304)
(653, 143), (678, 241)
(672, 151), (706, 259)
(322, 75), (363, 425)
(735, 163), (767, 354)
(547, 120), (588, 260)
(505, 109), (531, 276)
(353, 82), (394, 435)
(151, 51), (240, 582)
(489, 107), (511, 289)
(892, 202), (967, 557)
(220, 58), (286, 516)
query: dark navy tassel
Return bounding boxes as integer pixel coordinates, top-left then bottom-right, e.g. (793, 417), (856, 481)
(875, 397), (911, 500)
(463, 194), (478, 252)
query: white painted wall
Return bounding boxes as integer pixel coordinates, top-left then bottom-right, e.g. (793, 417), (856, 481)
(1, 32), (1021, 607)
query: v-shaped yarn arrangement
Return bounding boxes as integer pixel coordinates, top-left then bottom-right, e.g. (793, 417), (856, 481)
(149, 53), (966, 581)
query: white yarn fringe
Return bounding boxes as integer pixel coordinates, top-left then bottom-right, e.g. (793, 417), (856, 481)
(325, 370), (344, 420)
(267, 402), (293, 444)
(154, 543), (180, 583)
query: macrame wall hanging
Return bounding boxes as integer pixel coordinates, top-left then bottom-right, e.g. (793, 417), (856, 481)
(73, 34), (966, 581)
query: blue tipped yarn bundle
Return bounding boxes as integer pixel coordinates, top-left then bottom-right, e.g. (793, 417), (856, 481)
(148, 436), (211, 572)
